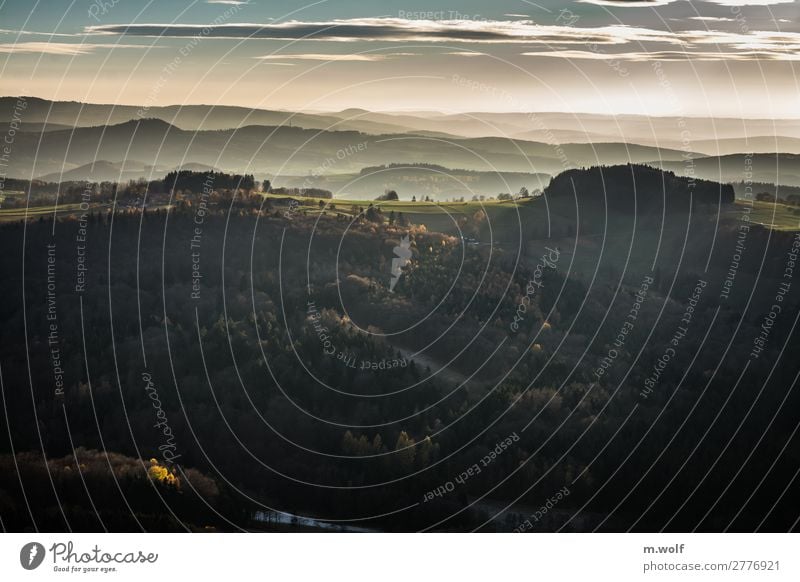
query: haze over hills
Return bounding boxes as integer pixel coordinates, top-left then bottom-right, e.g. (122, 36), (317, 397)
(5, 97), (800, 154)
(3, 97), (799, 193)
(0, 96), (415, 135)
(35, 161), (220, 183)
(274, 164), (551, 199)
(650, 154), (800, 188)
(690, 136), (800, 156)
(322, 109), (800, 153)
(2, 117), (697, 187)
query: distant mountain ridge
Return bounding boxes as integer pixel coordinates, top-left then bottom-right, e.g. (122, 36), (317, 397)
(2, 117), (698, 181)
(5, 97), (800, 152)
(3, 97), (799, 188)
(649, 154), (800, 188)
(0, 96), (419, 135)
(36, 161), (220, 183)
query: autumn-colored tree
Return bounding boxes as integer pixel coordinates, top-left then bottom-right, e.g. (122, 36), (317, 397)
(148, 459), (179, 487)
(394, 431), (416, 472)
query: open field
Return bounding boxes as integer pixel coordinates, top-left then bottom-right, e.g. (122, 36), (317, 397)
(265, 193), (536, 234)
(734, 200), (800, 231)
(265, 192), (532, 213)
(0, 203), (89, 222)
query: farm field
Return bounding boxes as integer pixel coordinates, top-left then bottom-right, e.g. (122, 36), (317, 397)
(734, 200), (800, 231)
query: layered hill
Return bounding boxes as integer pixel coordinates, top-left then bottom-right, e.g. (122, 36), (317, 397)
(4, 118), (694, 181)
(544, 164), (735, 214)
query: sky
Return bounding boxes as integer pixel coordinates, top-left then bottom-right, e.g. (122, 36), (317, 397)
(0, 0), (799, 117)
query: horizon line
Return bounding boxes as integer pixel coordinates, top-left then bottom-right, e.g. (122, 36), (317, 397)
(3, 94), (800, 122)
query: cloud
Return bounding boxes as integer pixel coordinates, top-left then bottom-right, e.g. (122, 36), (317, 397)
(0, 42), (148, 55)
(81, 17), (800, 62)
(578, 0), (676, 6)
(702, 0), (795, 4)
(686, 29), (800, 51)
(581, 0), (794, 5)
(522, 48), (800, 61)
(688, 16), (736, 22)
(0, 28), (80, 38)
(84, 18), (689, 45)
(206, 0), (249, 4)
(444, 51), (489, 57)
(254, 52), (414, 62)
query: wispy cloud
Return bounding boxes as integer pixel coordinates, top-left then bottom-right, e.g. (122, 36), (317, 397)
(206, 0), (249, 4)
(686, 29), (800, 51)
(83, 18), (688, 45)
(702, 0), (795, 5)
(0, 41), (148, 55)
(578, 0), (676, 6)
(81, 17), (800, 62)
(581, 0), (794, 5)
(688, 16), (736, 22)
(254, 52), (414, 62)
(523, 48), (800, 61)
(444, 51), (489, 57)
(0, 28), (88, 38)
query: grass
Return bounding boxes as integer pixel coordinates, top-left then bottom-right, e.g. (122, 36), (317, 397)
(265, 192), (530, 212)
(264, 193), (537, 235)
(264, 193), (534, 234)
(735, 200), (800, 231)
(0, 203), (89, 222)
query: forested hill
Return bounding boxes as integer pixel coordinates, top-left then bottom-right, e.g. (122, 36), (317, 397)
(544, 164), (735, 212)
